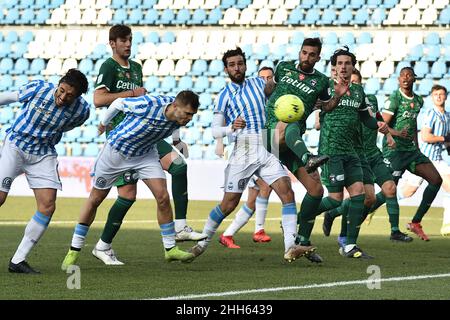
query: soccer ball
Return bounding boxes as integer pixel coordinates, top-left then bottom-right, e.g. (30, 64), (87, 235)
(274, 94), (305, 123)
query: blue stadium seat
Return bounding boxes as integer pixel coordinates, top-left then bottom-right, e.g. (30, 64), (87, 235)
(178, 76), (193, 90)
(286, 8), (303, 25)
(55, 143), (66, 156)
(299, 0), (316, 9)
(439, 78), (450, 92)
(0, 74), (13, 91)
(90, 58), (106, 76)
(366, 0), (381, 8)
(18, 8), (34, 24)
(431, 60), (447, 78)
(383, 0), (398, 9)
(354, 8), (369, 25)
(414, 61), (429, 78)
(443, 34), (450, 46)
(91, 44), (108, 60)
(340, 32), (355, 45)
(371, 8), (386, 25)
(182, 127), (201, 144)
(0, 58), (14, 74)
(444, 46), (450, 62)
(159, 9), (175, 25)
(194, 76), (209, 92)
(12, 75), (29, 91)
(199, 110), (214, 128)
(35, 0), (49, 9)
(146, 31), (159, 44)
(12, 58), (30, 75)
(79, 126), (98, 143)
(111, 8), (127, 24)
(205, 7), (222, 25)
(291, 31), (304, 45)
(417, 78), (434, 96)
(18, 0), (34, 9)
(206, 59), (223, 76)
(365, 78), (381, 95)
(406, 44), (423, 61)
(191, 59), (208, 76)
(47, 0), (64, 9)
(253, 44), (270, 60)
(78, 58), (94, 75)
(5, 31), (18, 43)
(144, 75), (159, 91)
(336, 8), (353, 25)
(271, 45), (286, 60)
(161, 31), (176, 43)
(189, 144), (203, 160)
(236, 0), (251, 9)
(161, 76), (176, 92)
(323, 32), (338, 45)
(21, 31), (33, 43)
(0, 42), (11, 59)
(380, 77), (398, 95)
(208, 77), (226, 93)
(349, 0), (365, 9)
(425, 32), (440, 45)
(201, 127), (214, 145)
(174, 9), (190, 25)
(11, 42), (28, 59)
(319, 9), (336, 25)
(125, 8), (143, 24)
(3, 9), (20, 25)
(423, 45), (441, 62)
(83, 143), (99, 157)
(190, 8), (207, 25)
(133, 31), (144, 45)
(65, 127), (82, 142)
(126, 0), (142, 9)
(111, 0), (126, 9)
(304, 8), (320, 25)
(317, 0), (332, 9)
(35, 8), (50, 24)
(437, 7), (450, 25)
(0, 106), (15, 124)
(70, 143), (83, 157)
(221, 0), (236, 9)
(27, 58), (45, 75)
(142, 8), (158, 24)
(357, 32), (372, 44)
(199, 92), (213, 110)
(334, 0), (349, 9)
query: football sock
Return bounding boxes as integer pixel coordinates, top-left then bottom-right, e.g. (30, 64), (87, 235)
(370, 192), (386, 213)
(160, 221), (176, 249)
(198, 205), (226, 248)
(255, 196), (269, 233)
(175, 219), (187, 233)
(11, 211), (50, 264)
(223, 204), (254, 236)
(412, 183), (441, 223)
(71, 223), (89, 251)
(329, 199), (348, 219)
(282, 202), (298, 251)
(100, 196), (135, 244)
(168, 160), (188, 220)
(385, 196), (400, 232)
(346, 194), (365, 246)
(297, 193), (322, 245)
(314, 196), (342, 217)
(285, 122), (310, 165)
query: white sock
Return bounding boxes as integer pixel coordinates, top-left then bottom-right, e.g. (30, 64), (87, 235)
(255, 196), (269, 233)
(95, 239), (111, 251)
(175, 219), (187, 232)
(11, 213), (50, 264)
(71, 223), (90, 250)
(160, 222), (176, 249)
(198, 205), (225, 248)
(223, 204), (253, 236)
(281, 203), (297, 252)
(345, 244), (356, 253)
(442, 196), (450, 225)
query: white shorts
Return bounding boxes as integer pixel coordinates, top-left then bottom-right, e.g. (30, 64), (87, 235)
(223, 134), (288, 193)
(0, 137), (62, 192)
(247, 175), (259, 190)
(93, 143), (166, 190)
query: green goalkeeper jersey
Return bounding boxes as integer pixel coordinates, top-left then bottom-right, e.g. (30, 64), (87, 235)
(94, 57), (143, 132)
(361, 94), (380, 158)
(382, 89), (423, 152)
(265, 61), (331, 134)
(319, 81), (368, 156)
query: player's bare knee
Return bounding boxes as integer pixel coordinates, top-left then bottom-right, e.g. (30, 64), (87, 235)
(279, 189), (295, 203)
(382, 181), (397, 198)
(37, 200), (56, 215)
(155, 192), (171, 209)
(0, 193), (7, 207)
(307, 183), (324, 198)
(364, 193), (376, 208)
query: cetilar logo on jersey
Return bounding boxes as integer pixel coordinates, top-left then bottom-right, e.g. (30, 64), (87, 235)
(401, 110), (417, 119)
(116, 80), (139, 90)
(280, 75), (314, 94)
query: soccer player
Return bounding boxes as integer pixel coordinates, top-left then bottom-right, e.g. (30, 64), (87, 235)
(317, 48), (390, 259)
(61, 91), (200, 270)
(218, 67), (275, 248)
(264, 38), (347, 262)
(0, 69), (90, 273)
(374, 85), (450, 236)
(92, 25), (205, 265)
(376, 67), (443, 241)
(189, 48), (315, 262)
(323, 68), (413, 244)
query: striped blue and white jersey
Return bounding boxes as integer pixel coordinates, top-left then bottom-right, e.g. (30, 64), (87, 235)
(419, 106), (450, 161)
(214, 77), (266, 134)
(6, 80), (90, 155)
(107, 95), (179, 157)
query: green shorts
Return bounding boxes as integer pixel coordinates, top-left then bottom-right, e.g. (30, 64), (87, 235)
(320, 154), (363, 193)
(358, 152), (375, 185)
(385, 149), (432, 181)
(367, 151), (394, 187)
(265, 126), (304, 174)
(114, 140), (174, 187)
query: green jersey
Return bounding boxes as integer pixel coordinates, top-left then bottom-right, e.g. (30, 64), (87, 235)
(95, 57), (143, 130)
(265, 61), (331, 134)
(362, 94), (380, 158)
(382, 89), (423, 152)
(319, 82), (368, 156)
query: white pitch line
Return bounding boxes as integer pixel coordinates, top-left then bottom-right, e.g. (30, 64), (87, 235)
(152, 272), (450, 300)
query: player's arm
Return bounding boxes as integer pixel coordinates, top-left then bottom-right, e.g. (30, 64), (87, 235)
(98, 98), (125, 134)
(211, 112), (233, 138)
(0, 91), (19, 105)
(421, 126), (450, 144)
(321, 79), (348, 112)
(94, 87), (147, 108)
(314, 109), (321, 130)
(171, 130), (189, 158)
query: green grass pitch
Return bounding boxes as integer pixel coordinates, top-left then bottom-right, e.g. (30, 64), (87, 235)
(0, 196), (449, 300)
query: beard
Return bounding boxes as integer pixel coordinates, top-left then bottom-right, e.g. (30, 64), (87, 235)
(229, 72), (245, 84)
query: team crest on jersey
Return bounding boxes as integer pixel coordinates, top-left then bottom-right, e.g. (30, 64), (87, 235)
(227, 182), (233, 191)
(96, 177), (107, 188)
(299, 73), (305, 80)
(2, 177), (12, 189)
(125, 72), (131, 79)
(310, 79), (317, 86)
(238, 178), (249, 191)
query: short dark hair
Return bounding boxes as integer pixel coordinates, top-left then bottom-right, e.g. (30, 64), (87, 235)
(176, 90), (200, 111)
(431, 84), (447, 94)
(352, 68), (362, 82)
(301, 38), (322, 54)
(222, 47), (246, 68)
(330, 45), (357, 66)
(258, 66), (274, 74)
(59, 69), (88, 96)
(109, 24), (132, 41)
(400, 66), (417, 78)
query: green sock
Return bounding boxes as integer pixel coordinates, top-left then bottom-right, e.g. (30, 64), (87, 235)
(346, 194), (365, 245)
(100, 196), (135, 244)
(412, 183), (441, 223)
(340, 208), (348, 237)
(329, 199), (349, 219)
(168, 160), (188, 220)
(360, 205), (372, 223)
(385, 196), (400, 232)
(285, 122), (310, 165)
(370, 192), (386, 213)
(297, 193), (323, 245)
(316, 196), (342, 215)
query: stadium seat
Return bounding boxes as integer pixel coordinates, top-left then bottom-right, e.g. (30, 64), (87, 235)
(299, 0), (315, 9)
(208, 76), (226, 93)
(206, 59), (224, 76)
(406, 44), (424, 61)
(394, 61), (412, 76)
(423, 45), (441, 62)
(430, 60), (447, 78)
(0, 106), (15, 124)
(178, 76), (193, 91)
(334, 0), (349, 9)
(376, 60), (395, 79)
(364, 78), (381, 95)
(26, 58), (45, 75)
(83, 143), (99, 157)
(354, 8), (369, 25)
(159, 9), (175, 25)
(191, 59), (208, 76)
(205, 7), (222, 24)
(161, 31), (176, 43)
(286, 8), (303, 25)
(320, 9), (336, 26)
(220, 0), (235, 9)
(336, 8), (353, 25)
(34, 9), (50, 24)
(78, 58), (94, 75)
(271, 8), (287, 25)
(254, 8), (271, 25)
(437, 7), (450, 25)
(199, 92), (213, 110)
(304, 8), (320, 25)
(5, 31), (18, 44)
(0, 74), (13, 91)
(360, 60), (377, 78)
(111, 8), (127, 25)
(420, 7), (438, 26)
(439, 78), (450, 92)
(174, 9), (191, 25)
(70, 142), (83, 156)
(357, 32), (372, 44)
(340, 32), (355, 45)
(193, 76), (209, 92)
(349, 0), (364, 9)
(78, 126), (98, 143)
(417, 78), (434, 96)
(366, 0), (381, 8)
(55, 143), (67, 156)
(385, 6), (403, 25)
(160, 76), (176, 92)
(198, 110), (214, 128)
(11, 58), (30, 75)
(126, 0), (142, 9)
(0, 58), (13, 74)
(144, 75), (160, 91)
(190, 8), (207, 25)
(414, 61), (429, 78)
(371, 8), (386, 26)
(188, 144), (203, 160)
(142, 8), (158, 24)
